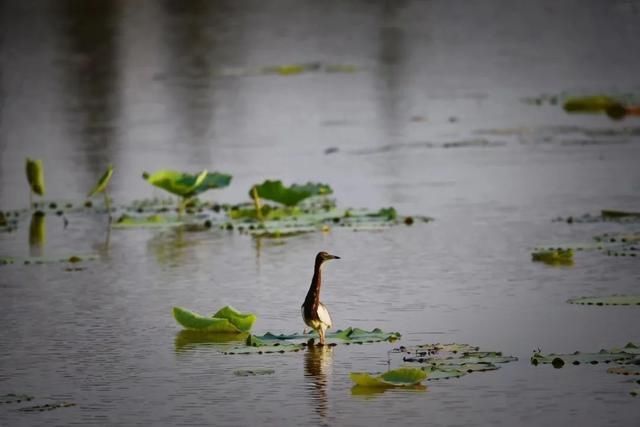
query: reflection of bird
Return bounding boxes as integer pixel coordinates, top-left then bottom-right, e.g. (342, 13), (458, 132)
(301, 251), (340, 345)
(304, 345), (332, 419)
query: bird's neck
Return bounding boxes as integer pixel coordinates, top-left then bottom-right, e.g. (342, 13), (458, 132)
(304, 260), (323, 308)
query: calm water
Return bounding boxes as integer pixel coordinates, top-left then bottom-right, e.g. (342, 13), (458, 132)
(1, 1), (640, 426)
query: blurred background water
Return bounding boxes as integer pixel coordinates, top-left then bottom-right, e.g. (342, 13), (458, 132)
(1, 1), (639, 426)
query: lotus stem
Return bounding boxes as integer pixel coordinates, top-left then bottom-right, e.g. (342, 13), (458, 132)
(104, 188), (112, 222)
(178, 197), (187, 218)
(251, 186), (263, 221)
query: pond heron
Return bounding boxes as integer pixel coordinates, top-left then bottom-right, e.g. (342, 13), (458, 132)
(301, 251), (340, 345)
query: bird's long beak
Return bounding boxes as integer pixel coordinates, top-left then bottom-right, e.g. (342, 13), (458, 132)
(330, 254), (340, 259)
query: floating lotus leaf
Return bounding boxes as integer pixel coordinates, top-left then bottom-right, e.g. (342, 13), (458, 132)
(144, 170), (231, 198)
(172, 306), (256, 333)
(246, 327), (401, 346)
(113, 214), (181, 228)
(601, 210), (640, 219)
(0, 254), (98, 266)
(567, 295), (640, 306)
(251, 180), (333, 207)
(607, 366), (640, 376)
(87, 165), (114, 197)
(531, 343), (640, 367)
(233, 368), (275, 376)
(563, 96), (621, 113)
(350, 368), (427, 388)
(18, 402), (76, 412)
(531, 248), (573, 265)
(25, 158), (45, 196)
(397, 343), (517, 377)
(0, 393), (34, 404)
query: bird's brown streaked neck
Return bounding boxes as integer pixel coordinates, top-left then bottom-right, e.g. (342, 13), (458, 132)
(304, 257), (324, 310)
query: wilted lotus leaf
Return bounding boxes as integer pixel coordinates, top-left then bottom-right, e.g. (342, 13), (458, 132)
(567, 295), (640, 306)
(531, 343), (640, 367)
(251, 180), (333, 207)
(350, 368), (428, 388)
(144, 170), (232, 198)
(172, 306), (256, 333)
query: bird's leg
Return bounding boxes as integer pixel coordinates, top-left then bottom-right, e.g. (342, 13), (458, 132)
(319, 327), (325, 346)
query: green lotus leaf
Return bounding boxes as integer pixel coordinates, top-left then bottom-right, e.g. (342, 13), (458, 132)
(245, 328), (401, 347)
(144, 170), (231, 198)
(563, 96), (620, 113)
(173, 306), (256, 333)
(251, 180), (333, 207)
(25, 158), (45, 196)
(567, 295), (640, 306)
(601, 210), (640, 219)
(350, 368), (427, 388)
(531, 343), (640, 367)
(423, 367), (467, 381)
(88, 165), (114, 197)
(211, 306), (257, 332)
(531, 248), (573, 265)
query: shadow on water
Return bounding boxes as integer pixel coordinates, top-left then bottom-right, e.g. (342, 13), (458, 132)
(58, 0), (121, 177)
(304, 345), (333, 421)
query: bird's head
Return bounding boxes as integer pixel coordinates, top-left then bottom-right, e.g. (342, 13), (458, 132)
(316, 251), (340, 265)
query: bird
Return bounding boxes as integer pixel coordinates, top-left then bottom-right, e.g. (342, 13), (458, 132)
(301, 251), (340, 345)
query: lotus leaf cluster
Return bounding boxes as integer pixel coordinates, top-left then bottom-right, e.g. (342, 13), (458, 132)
(172, 306), (256, 333)
(225, 327), (402, 354)
(395, 343), (518, 379)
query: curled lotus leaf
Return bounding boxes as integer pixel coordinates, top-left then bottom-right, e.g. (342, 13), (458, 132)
(567, 295), (640, 306)
(25, 158), (45, 196)
(350, 368), (428, 388)
(87, 165), (114, 197)
(144, 170), (231, 198)
(251, 180), (333, 207)
(172, 306), (256, 333)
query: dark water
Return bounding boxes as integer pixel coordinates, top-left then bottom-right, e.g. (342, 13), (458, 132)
(1, 1), (640, 425)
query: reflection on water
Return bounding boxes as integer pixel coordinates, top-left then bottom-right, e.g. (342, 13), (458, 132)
(147, 227), (200, 267)
(28, 212), (46, 257)
(351, 383), (427, 399)
(304, 345), (333, 421)
(174, 330), (248, 353)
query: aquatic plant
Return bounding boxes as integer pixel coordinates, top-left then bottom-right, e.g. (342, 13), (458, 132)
(18, 402), (76, 412)
(396, 343), (518, 373)
(251, 180), (333, 208)
(25, 158), (45, 206)
(87, 164), (114, 216)
(172, 306), (256, 333)
(225, 327), (401, 354)
(350, 368), (427, 388)
(531, 248), (573, 265)
(143, 169), (232, 215)
(0, 393), (34, 404)
(567, 295), (640, 306)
